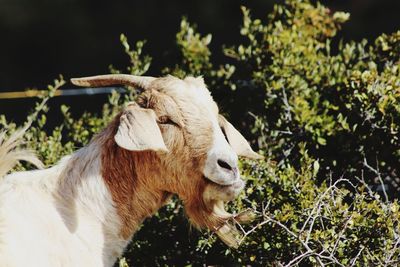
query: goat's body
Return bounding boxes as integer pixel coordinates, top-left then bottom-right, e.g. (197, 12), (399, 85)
(0, 146), (128, 267)
(0, 74), (260, 266)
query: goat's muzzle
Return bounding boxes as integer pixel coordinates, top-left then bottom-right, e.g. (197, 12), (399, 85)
(203, 177), (244, 202)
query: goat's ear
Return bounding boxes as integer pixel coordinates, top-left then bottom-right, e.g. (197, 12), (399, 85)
(219, 115), (263, 160)
(115, 104), (168, 152)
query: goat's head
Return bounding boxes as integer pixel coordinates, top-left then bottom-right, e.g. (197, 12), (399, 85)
(71, 74), (263, 246)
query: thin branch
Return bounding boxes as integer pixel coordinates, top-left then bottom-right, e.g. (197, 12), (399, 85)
(385, 236), (400, 266)
(363, 157), (389, 203)
(350, 246), (365, 267)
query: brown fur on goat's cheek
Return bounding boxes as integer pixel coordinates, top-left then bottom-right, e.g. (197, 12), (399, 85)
(99, 115), (167, 239)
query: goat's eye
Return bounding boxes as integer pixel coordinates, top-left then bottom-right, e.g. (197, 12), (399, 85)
(158, 116), (179, 127)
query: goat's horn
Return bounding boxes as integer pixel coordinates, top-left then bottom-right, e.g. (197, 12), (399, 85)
(71, 74), (156, 90)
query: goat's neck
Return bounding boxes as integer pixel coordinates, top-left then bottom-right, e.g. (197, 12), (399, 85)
(97, 118), (170, 239)
(56, 120), (169, 252)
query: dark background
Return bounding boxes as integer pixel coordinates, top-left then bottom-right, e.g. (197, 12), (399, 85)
(0, 0), (399, 120)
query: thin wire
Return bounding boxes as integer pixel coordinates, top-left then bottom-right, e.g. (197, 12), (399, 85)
(0, 87), (126, 99)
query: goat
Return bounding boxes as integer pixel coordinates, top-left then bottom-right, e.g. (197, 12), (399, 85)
(0, 74), (262, 267)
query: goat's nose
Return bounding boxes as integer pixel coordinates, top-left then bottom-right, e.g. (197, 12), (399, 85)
(217, 158), (238, 175)
(217, 159), (233, 171)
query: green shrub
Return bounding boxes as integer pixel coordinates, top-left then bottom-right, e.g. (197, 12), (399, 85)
(1, 0), (399, 266)
(222, 1), (400, 194)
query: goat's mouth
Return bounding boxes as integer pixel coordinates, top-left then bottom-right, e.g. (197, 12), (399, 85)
(203, 174), (240, 186)
(199, 176), (253, 249)
(203, 175), (245, 201)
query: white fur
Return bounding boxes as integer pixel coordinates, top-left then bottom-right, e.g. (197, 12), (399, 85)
(182, 78), (240, 186)
(203, 121), (239, 186)
(0, 143), (127, 267)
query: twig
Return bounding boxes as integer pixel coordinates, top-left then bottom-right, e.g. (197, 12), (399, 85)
(237, 218), (272, 245)
(363, 157), (389, 203)
(350, 246), (365, 267)
(263, 215), (326, 266)
(385, 236), (400, 266)
(300, 178), (350, 233)
(330, 215), (352, 258)
(284, 251), (314, 267)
